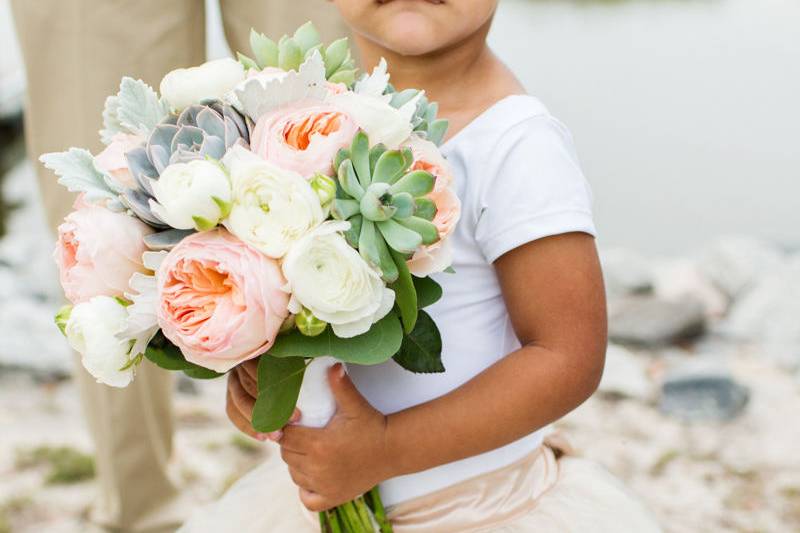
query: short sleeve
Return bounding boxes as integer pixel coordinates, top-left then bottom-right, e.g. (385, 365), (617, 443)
(474, 115), (596, 263)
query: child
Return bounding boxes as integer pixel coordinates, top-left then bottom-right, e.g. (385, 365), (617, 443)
(185, 1), (661, 531)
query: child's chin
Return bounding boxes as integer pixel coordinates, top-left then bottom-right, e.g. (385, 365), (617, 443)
(378, 20), (445, 55)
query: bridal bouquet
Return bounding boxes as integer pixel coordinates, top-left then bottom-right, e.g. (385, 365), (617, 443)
(43, 22), (458, 532)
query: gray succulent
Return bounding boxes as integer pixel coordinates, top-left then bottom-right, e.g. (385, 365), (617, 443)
(122, 100), (249, 227)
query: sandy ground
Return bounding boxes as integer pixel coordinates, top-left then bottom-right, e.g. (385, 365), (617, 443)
(1, 347), (798, 533)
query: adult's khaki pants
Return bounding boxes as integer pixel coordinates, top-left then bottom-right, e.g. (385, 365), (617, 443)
(10, 1), (348, 531)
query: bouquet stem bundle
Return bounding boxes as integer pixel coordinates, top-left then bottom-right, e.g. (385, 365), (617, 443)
(320, 487), (392, 533)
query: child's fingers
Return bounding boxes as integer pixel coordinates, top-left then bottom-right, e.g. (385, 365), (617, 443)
(299, 488), (333, 513)
(241, 357), (259, 383)
(236, 365), (258, 398)
(227, 371), (255, 418)
(225, 387), (262, 440)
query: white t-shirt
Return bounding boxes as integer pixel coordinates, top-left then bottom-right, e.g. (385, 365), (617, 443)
(347, 95), (597, 507)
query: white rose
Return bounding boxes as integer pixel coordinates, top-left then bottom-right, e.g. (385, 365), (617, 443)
(150, 160), (231, 231)
(160, 58), (245, 111)
(222, 146), (324, 258)
(328, 91), (416, 149)
(282, 221), (395, 338)
(65, 296), (136, 388)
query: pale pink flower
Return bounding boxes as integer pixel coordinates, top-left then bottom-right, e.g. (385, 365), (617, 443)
(55, 201), (153, 304)
(156, 229), (289, 372)
(250, 101), (358, 178)
(94, 133), (143, 189)
(404, 137), (461, 276)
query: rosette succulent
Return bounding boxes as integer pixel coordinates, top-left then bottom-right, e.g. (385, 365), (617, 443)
(331, 132), (438, 283)
(239, 22), (358, 86)
(122, 100), (249, 227)
(387, 87), (449, 146)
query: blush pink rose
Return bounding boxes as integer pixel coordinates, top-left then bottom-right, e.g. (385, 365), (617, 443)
(94, 133), (143, 189)
(156, 229), (289, 372)
(250, 101), (358, 178)
(55, 200), (154, 304)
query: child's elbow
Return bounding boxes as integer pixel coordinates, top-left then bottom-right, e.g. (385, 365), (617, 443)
(576, 344), (607, 402)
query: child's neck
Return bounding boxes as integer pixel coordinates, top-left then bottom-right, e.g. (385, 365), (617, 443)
(353, 28), (524, 141)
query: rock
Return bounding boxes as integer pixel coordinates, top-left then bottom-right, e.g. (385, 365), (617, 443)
(717, 260), (800, 368)
(659, 360), (750, 422)
(697, 236), (784, 300)
(652, 259), (729, 318)
(609, 295), (706, 347)
(601, 248), (654, 297)
(598, 344), (654, 400)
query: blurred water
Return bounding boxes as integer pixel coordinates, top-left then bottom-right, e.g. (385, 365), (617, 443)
(488, 0), (800, 253)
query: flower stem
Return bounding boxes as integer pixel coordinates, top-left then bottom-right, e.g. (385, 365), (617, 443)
(354, 496), (374, 530)
(327, 509), (343, 533)
(367, 486), (393, 533)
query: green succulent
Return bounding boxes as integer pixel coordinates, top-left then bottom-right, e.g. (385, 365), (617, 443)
(122, 100), (249, 228)
(238, 22), (358, 86)
(331, 132), (439, 283)
(384, 85), (449, 146)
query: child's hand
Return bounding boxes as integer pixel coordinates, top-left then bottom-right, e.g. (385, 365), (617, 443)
(278, 364), (393, 512)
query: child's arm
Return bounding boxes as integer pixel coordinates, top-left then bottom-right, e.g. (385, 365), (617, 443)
(268, 231), (606, 511)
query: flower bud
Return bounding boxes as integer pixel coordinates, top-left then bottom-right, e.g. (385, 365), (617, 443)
(150, 160), (231, 231)
(310, 173), (337, 207)
(55, 305), (73, 336)
(296, 308), (328, 337)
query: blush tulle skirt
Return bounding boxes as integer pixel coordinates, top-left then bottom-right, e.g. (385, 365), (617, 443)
(179, 434), (662, 532)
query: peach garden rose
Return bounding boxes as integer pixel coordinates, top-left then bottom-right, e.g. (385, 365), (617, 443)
(54, 200), (153, 304)
(405, 137), (462, 276)
(250, 101), (358, 178)
(94, 132), (143, 189)
(155, 229), (289, 372)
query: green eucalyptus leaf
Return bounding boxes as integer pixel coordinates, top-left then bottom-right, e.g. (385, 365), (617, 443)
(293, 22), (322, 54)
(390, 170), (435, 197)
(350, 132), (371, 188)
(338, 159), (365, 200)
(397, 216), (439, 245)
(268, 313), (403, 365)
(249, 30), (279, 68)
(252, 355), (306, 433)
(278, 39), (303, 71)
(372, 150), (407, 185)
(413, 275), (443, 308)
(414, 197), (437, 221)
(392, 310), (444, 374)
(377, 218), (423, 254)
(389, 249), (417, 333)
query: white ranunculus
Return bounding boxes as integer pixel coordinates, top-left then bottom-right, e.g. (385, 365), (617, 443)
(66, 296), (137, 388)
(160, 58), (245, 111)
(150, 160), (231, 231)
(328, 90), (418, 149)
(282, 221), (395, 338)
(222, 146), (325, 258)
